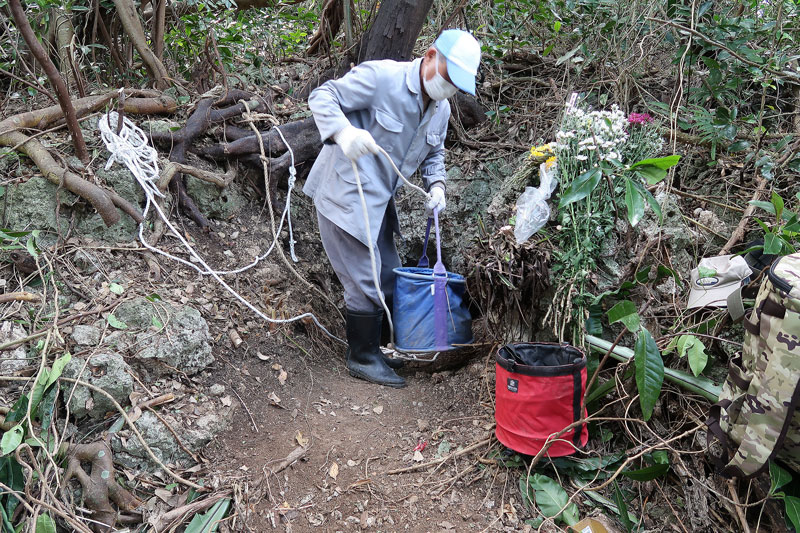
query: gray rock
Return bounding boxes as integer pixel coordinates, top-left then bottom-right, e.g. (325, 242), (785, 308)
(0, 322), (32, 373)
(141, 119), (181, 136)
(71, 325), (101, 346)
(63, 352), (133, 419)
(2, 176), (71, 233)
(72, 249), (101, 274)
(208, 384), (225, 396)
(112, 408), (232, 470)
(114, 297), (157, 329)
(185, 176), (247, 219)
(131, 300), (214, 378)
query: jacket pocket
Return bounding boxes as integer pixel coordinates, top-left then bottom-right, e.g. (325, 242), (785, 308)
(426, 131), (443, 147)
(375, 108), (403, 133)
(333, 151), (369, 185)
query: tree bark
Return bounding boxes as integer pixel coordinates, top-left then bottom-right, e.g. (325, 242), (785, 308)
(152, 0), (166, 60)
(299, 0), (434, 98)
(112, 0), (170, 89)
(356, 0), (434, 63)
(8, 0), (90, 164)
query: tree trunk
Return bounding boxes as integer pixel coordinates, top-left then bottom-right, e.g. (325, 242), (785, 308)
(299, 0), (434, 99)
(112, 0), (170, 89)
(356, 0), (434, 62)
(8, 0), (90, 164)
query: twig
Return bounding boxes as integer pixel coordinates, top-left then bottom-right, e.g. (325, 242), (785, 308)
(264, 445), (307, 475)
(144, 406), (201, 463)
(0, 292), (40, 303)
(0, 375), (203, 490)
(648, 17), (800, 80)
(719, 176), (768, 255)
(383, 437), (492, 475)
(728, 480), (752, 533)
(670, 189), (745, 213)
(230, 386), (258, 433)
(152, 491), (232, 531)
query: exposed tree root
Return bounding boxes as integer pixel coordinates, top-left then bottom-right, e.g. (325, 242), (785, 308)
(0, 91), (177, 227)
(146, 89), (270, 228)
(63, 439), (143, 533)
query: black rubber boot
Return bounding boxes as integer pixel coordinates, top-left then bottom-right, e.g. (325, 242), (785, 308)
(346, 309), (406, 388)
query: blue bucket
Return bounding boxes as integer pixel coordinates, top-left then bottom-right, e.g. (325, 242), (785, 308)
(392, 267), (473, 352)
(392, 211), (474, 353)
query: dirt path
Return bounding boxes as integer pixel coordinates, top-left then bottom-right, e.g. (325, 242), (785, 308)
(204, 336), (516, 532)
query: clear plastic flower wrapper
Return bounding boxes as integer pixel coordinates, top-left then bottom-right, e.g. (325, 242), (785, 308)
(514, 160), (558, 244)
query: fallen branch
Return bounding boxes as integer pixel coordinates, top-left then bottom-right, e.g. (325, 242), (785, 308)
(151, 491), (231, 532)
(719, 176), (768, 255)
(383, 437), (492, 475)
(0, 292), (41, 304)
(264, 445), (307, 475)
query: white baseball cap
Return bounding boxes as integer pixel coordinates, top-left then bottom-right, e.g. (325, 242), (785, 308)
(687, 255), (753, 308)
(434, 29), (481, 95)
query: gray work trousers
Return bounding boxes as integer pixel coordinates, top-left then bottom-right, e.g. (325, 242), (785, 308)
(317, 210), (400, 313)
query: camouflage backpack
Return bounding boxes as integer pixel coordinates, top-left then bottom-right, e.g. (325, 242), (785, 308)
(706, 252), (800, 478)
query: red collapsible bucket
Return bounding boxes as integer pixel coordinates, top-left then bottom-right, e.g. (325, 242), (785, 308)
(495, 342), (588, 456)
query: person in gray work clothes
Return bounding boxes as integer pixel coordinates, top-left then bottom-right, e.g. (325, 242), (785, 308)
(304, 29), (481, 388)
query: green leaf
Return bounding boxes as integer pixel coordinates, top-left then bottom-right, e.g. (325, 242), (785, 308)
(676, 335), (708, 376)
(38, 385), (58, 430)
(785, 496), (800, 533)
(635, 165), (668, 185)
(0, 426), (23, 456)
(769, 461), (792, 494)
(46, 353), (71, 388)
(613, 481), (634, 533)
(558, 168), (602, 208)
(620, 462), (669, 481)
(526, 474), (579, 525)
(764, 233), (782, 255)
(727, 140), (751, 153)
(630, 180), (662, 221)
(185, 498), (231, 533)
(34, 514), (56, 533)
(152, 315), (163, 329)
(607, 300), (641, 332)
(107, 314), (128, 330)
(750, 200), (776, 214)
(586, 303), (604, 336)
(624, 178), (645, 226)
(771, 191), (784, 222)
(109, 282), (125, 295)
(652, 450), (669, 464)
(630, 155), (680, 170)
(28, 369), (50, 418)
(634, 329), (664, 421)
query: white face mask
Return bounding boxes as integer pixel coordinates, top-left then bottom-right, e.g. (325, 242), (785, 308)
(423, 52), (458, 101)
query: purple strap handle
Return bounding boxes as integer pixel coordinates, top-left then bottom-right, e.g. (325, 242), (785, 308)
(417, 217), (433, 268)
(432, 209), (449, 351)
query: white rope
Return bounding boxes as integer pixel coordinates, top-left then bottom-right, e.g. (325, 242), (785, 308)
(98, 109), (344, 344)
(351, 147), (434, 356)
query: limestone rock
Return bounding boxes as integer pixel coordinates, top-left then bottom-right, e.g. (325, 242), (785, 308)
(63, 352), (133, 419)
(185, 176), (247, 219)
(0, 322), (31, 373)
(71, 325), (101, 347)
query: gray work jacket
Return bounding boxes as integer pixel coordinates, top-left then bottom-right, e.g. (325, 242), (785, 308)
(304, 57), (449, 246)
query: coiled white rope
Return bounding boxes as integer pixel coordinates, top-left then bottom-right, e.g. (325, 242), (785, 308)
(98, 109), (343, 343)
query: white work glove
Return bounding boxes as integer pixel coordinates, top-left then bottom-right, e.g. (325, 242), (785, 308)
(333, 125), (379, 161)
(426, 184), (446, 215)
